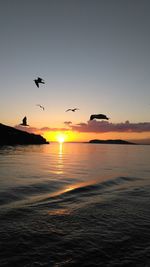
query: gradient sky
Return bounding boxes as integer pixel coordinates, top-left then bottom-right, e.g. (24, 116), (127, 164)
(0, 0), (150, 142)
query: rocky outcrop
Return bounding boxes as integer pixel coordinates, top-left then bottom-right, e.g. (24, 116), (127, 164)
(0, 123), (49, 145)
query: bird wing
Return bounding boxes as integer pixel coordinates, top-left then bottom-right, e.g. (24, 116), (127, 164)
(90, 115), (94, 120)
(65, 109), (71, 112)
(37, 77), (44, 82)
(22, 117), (27, 125)
(37, 104), (45, 110)
(34, 80), (39, 87)
(98, 114), (109, 119)
(90, 114), (109, 120)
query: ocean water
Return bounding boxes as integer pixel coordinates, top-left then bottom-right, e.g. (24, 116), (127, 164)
(0, 143), (150, 267)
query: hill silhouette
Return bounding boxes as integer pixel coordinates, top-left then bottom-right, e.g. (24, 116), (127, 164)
(89, 139), (136, 145)
(0, 123), (49, 145)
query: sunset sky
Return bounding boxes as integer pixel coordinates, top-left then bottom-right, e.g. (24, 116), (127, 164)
(0, 0), (150, 143)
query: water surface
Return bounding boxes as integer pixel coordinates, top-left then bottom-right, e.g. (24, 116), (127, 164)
(0, 143), (150, 266)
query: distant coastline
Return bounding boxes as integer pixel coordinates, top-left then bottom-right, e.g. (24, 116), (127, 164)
(89, 139), (137, 145)
(0, 123), (49, 145)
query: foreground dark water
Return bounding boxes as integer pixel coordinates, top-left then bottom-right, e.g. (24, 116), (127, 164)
(0, 143), (150, 267)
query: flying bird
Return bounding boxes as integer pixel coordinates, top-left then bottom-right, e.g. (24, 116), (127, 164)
(20, 116), (29, 126)
(36, 104), (45, 111)
(65, 108), (79, 112)
(90, 114), (109, 120)
(34, 77), (45, 88)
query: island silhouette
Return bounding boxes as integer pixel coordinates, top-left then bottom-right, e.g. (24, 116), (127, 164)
(89, 139), (136, 145)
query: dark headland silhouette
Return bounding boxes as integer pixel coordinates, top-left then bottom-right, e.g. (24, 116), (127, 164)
(0, 123), (49, 145)
(89, 139), (136, 145)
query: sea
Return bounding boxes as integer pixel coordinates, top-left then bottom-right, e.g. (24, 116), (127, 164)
(0, 143), (150, 267)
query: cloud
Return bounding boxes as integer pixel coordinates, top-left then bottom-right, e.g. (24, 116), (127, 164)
(15, 120), (150, 135)
(15, 125), (42, 134)
(40, 127), (69, 131)
(15, 125), (69, 134)
(70, 120), (150, 133)
(64, 121), (72, 126)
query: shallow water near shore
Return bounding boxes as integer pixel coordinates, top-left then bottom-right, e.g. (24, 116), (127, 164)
(0, 143), (150, 266)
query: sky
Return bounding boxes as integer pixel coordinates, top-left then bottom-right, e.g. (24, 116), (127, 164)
(0, 0), (150, 143)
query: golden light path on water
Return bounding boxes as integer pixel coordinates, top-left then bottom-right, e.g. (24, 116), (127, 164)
(2, 142), (149, 213)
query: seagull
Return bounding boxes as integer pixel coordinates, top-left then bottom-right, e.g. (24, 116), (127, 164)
(36, 104), (45, 111)
(34, 77), (45, 88)
(65, 108), (79, 112)
(90, 114), (109, 120)
(20, 116), (29, 126)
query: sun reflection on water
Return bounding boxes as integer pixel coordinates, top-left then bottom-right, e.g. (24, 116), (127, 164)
(56, 143), (64, 174)
(48, 208), (70, 216)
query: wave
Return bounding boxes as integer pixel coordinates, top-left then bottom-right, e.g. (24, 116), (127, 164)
(0, 180), (68, 206)
(29, 175), (141, 208)
(0, 175), (142, 209)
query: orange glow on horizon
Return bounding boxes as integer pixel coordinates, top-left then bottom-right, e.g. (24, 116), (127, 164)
(43, 130), (77, 142)
(42, 130), (150, 143)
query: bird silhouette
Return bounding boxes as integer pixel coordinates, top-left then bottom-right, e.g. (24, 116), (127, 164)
(90, 114), (109, 120)
(34, 77), (45, 88)
(65, 108), (79, 112)
(20, 116), (29, 126)
(36, 104), (45, 110)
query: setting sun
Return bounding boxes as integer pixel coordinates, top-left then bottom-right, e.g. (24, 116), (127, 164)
(43, 130), (78, 142)
(57, 135), (65, 143)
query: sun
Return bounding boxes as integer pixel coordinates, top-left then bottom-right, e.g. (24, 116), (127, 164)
(57, 135), (65, 143)
(43, 130), (77, 143)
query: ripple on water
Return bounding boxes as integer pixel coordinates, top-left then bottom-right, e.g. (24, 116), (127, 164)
(0, 143), (150, 266)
